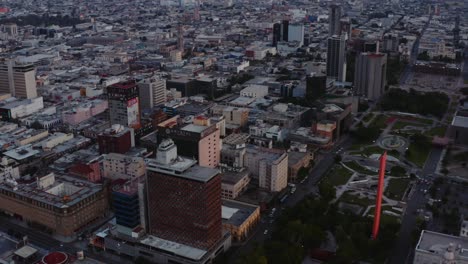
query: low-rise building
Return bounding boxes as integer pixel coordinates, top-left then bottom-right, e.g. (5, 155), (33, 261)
(103, 153), (146, 180)
(261, 103), (311, 129)
(41, 133), (74, 151)
(288, 151), (312, 182)
(0, 173), (108, 238)
(448, 111), (468, 145)
(461, 218), (468, 238)
(220, 133), (249, 168)
(62, 99), (108, 126)
(97, 125), (135, 155)
(244, 146), (288, 192)
(0, 157), (19, 183)
(210, 105), (250, 127)
(221, 169), (250, 200)
(0, 97), (44, 120)
(240, 85), (269, 98)
(222, 199), (260, 242)
(414, 230), (468, 264)
(52, 148), (102, 183)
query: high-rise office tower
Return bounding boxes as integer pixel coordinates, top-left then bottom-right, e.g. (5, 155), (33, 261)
(107, 80), (141, 128)
(326, 34), (347, 82)
(306, 73), (327, 101)
(354, 52), (387, 100)
(146, 139), (222, 250)
(0, 60), (37, 99)
(273, 23), (282, 46)
(329, 4), (342, 36)
(138, 77), (166, 110)
(288, 23), (305, 46)
(281, 20), (289, 41)
(340, 17), (352, 38)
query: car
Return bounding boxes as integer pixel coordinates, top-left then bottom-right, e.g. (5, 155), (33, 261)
(264, 230), (269, 235)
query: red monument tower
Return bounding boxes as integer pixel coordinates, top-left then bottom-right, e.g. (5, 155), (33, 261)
(372, 151), (387, 240)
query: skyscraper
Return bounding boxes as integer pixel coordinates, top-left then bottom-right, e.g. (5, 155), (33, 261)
(326, 34), (347, 82)
(329, 4), (342, 37)
(273, 23), (282, 46)
(282, 20), (289, 42)
(138, 77), (166, 110)
(306, 73), (327, 101)
(146, 139), (222, 250)
(0, 60), (37, 99)
(354, 52), (387, 100)
(107, 80), (141, 128)
(288, 23), (305, 46)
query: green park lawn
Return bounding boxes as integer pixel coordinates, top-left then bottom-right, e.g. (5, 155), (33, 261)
(324, 165), (353, 186)
(411, 117), (433, 125)
(362, 113), (375, 123)
(363, 145), (386, 156)
(385, 178), (411, 201)
(371, 115), (389, 130)
(406, 144), (431, 167)
(339, 191), (374, 207)
(344, 161), (376, 175)
(392, 120), (425, 130)
(425, 126), (447, 137)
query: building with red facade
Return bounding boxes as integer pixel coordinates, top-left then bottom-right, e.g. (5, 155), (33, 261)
(146, 139), (222, 250)
(69, 161), (101, 183)
(97, 124), (134, 155)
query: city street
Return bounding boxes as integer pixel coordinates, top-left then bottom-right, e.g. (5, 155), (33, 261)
(0, 215), (132, 264)
(227, 136), (354, 263)
(388, 147), (443, 264)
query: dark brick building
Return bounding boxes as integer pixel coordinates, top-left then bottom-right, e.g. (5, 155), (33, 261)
(146, 139), (222, 250)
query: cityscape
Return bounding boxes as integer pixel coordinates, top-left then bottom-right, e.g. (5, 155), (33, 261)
(0, 0), (467, 263)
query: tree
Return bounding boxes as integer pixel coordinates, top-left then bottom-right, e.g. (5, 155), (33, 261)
(134, 257), (152, 264)
(319, 180), (336, 202)
(417, 51), (431, 61)
(351, 125), (380, 143)
(239, 245), (268, 264)
(380, 88), (449, 118)
(30, 121), (43, 130)
(334, 154), (342, 163)
(390, 166), (406, 177)
(297, 167), (309, 181)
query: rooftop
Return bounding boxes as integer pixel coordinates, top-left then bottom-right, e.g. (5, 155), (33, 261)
(229, 96), (256, 106)
(222, 199), (259, 227)
(416, 230), (468, 259)
(3, 145), (40, 160)
(223, 133), (250, 146)
(221, 169), (249, 185)
(181, 124), (207, 133)
(288, 151), (310, 165)
(140, 235), (207, 261)
(245, 145), (286, 163)
(148, 160), (219, 183)
(14, 245), (37, 259)
(0, 173), (103, 208)
(452, 115), (468, 128)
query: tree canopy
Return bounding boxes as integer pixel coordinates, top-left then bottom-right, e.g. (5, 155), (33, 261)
(380, 88), (449, 118)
